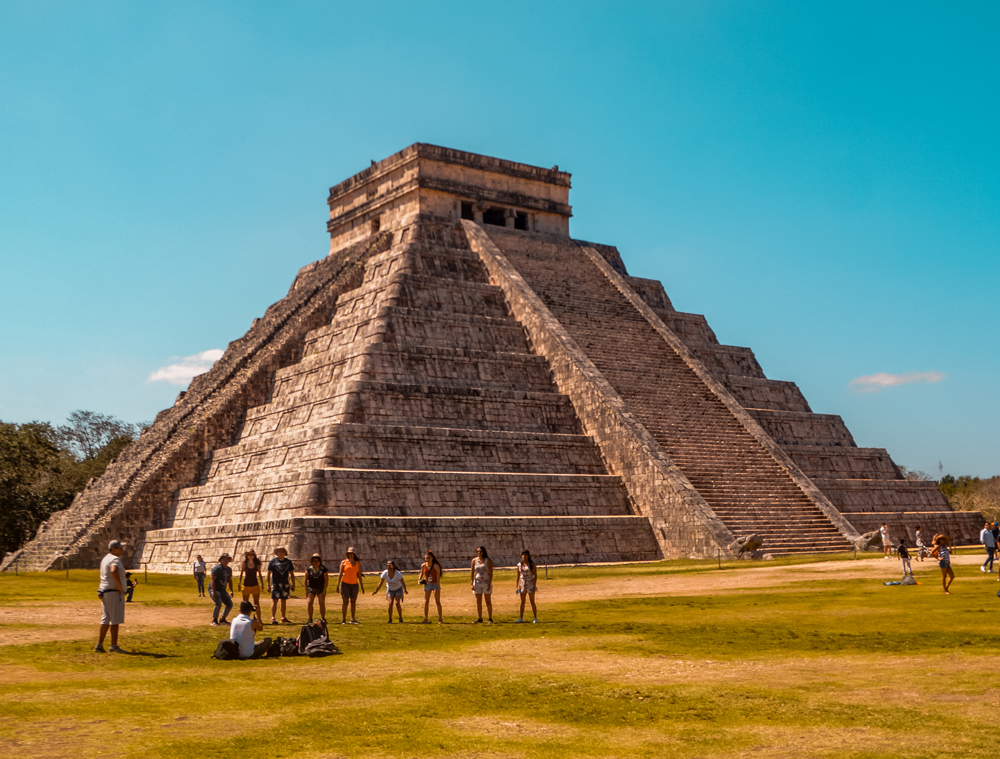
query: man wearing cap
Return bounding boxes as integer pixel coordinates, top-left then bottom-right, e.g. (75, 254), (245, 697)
(209, 553), (234, 626)
(95, 540), (127, 653)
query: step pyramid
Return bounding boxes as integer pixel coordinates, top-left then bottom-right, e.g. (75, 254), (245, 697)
(3, 144), (979, 573)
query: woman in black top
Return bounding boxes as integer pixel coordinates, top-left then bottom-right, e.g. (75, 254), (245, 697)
(306, 553), (330, 624)
(239, 550), (264, 608)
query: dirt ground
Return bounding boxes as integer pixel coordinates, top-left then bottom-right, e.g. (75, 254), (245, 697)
(0, 552), (980, 647)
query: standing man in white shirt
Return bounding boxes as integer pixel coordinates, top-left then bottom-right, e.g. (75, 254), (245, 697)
(95, 540), (127, 653)
(230, 601), (272, 659)
(980, 522), (996, 573)
(880, 524), (892, 559)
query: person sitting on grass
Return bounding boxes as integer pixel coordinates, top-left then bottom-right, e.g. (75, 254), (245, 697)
(305, 553), (329, 624)
(372, 560), (407, 623)
(930, 534), (954, 594)
(210, 553), (234, 626)
(230, 601), (272, 660)
(267, 547), (295, 625)
(514, 549), (539, 624)
(897, 540), (912, 576)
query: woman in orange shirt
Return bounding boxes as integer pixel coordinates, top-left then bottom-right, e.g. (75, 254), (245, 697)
(337, 547), (365, 624)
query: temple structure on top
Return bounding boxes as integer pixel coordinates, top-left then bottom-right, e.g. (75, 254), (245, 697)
(3, 143), (978, 573)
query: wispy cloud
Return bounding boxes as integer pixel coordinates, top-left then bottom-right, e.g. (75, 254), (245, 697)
(148, 349), (224, 385)
(849, 371), (945, 393)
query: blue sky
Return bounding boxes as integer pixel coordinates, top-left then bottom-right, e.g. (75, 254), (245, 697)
(1, 1), (996, 477)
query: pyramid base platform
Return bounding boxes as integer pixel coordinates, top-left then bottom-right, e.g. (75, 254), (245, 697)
(138, 515), (662, 572)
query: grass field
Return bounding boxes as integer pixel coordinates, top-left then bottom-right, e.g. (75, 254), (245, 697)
(1, 553), (998, 758)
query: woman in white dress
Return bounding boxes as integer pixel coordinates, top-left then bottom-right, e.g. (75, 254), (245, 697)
(470, 546), (493, 623)
(514, 549), (538, 624)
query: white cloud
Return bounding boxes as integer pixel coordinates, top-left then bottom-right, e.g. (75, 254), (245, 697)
(848, 371), (946, 393)
(148, 349), (225, 385)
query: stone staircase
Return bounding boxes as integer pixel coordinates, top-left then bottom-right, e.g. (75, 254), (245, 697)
(487, 228), (854, 555)
(139, 220), (659, 569)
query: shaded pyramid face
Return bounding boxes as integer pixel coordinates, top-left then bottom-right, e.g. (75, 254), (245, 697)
(149, 220), (660, 568)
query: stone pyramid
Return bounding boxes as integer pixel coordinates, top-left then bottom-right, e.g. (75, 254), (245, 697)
(3, 144), (980, 573)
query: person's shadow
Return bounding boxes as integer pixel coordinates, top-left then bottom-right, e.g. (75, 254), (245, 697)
(115, 650), (175, 659)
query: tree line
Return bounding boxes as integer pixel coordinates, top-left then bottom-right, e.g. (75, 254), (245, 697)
(0, 411), (146, 556)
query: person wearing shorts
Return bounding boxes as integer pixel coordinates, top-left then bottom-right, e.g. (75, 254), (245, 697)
(95, 540), (127, 653)
(239, 550), (264, 607)
(880, 524), (892, 559)
(305, 554), (329, 624)
(267, 547), (295, 625)
(470, 545), (493, 624)
(515, 549), (539, 624)
(420, 550), (443, 624)
(930, 535), (954, 594)
(372, 560), (408, 623)
(337, 547), (364, 625)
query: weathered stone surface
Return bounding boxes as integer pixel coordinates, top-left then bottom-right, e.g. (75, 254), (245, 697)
(4, 143), (979, 573)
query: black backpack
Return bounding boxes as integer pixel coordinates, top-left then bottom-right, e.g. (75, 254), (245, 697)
(212, 638), (240, 660)
(298, 621), (326, 649)
(278, 637), (300, 657)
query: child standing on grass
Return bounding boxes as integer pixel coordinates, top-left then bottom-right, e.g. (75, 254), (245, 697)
(514, 549), (538, 624)
(930, 535), (954, 594)
(420, 550), (443, 624)
(372, 560), (407, 623)
(306, 553), (329, 623)
(897, 540), (912, 576)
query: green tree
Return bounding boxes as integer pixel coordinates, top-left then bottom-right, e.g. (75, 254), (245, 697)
(0, 412), (144, 555)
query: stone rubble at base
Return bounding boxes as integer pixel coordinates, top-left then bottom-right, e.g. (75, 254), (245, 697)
(2, 144), (981, 573)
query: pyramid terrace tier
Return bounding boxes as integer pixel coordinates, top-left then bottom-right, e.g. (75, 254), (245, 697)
(201, 423), (611, 481)
(843, 511), (985, 547)
(303, 307), (531, 356)
(242, 380), (584, 437)
(168, 469), (634, 527)
(809, 478), (952, 513)
(139, 514), (662, 572)
(276, 342), (561, 393)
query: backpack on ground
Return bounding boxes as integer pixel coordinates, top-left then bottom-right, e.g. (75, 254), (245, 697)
(303, 636), (341, 658)
(265, 638), (283, 658)
(278, 637), (300, 657)
(298, 621), (326, 649)
(212, 638), (240, 660)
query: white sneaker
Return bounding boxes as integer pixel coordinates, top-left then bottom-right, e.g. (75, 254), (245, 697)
(982, 566), (988, 573)
(532, 618), (539, 624)
(514, 618), (524, 623)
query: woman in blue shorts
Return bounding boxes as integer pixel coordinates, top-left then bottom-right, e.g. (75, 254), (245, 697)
(420, 550), (443, 624)
(372, 560), (408, 623)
